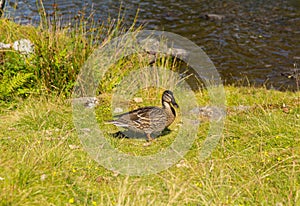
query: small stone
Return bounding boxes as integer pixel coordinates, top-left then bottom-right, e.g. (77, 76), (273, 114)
(190, 106), (226, 121)
(69, 144), (80, 150)
(40, 174), (47, 181)
(282, 107), (289, 113)
(168, 48), (188, 57)
(176, 160), (189, 168)
(95, 176), (105, 183)
(80, 128), (91, 133)
(84, 97), (98, 108)
(143, 142), (152, 147)
(0, 42), (11, 49)
(133, 97), (143, 103)
(95, 176), (109, 183)
(233, 33), (240, 39)
(113, 107), (123, 113)
(112, 171), (120, 177)
(203, 14), (225, 21)
(232, 105), (252, 112)
(139, 38), (167, 54)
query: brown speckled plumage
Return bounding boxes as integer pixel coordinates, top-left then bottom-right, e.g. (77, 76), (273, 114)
(107, 90), (179, 141)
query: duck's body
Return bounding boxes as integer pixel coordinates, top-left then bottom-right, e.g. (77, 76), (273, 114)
(107, 90), (178, 141)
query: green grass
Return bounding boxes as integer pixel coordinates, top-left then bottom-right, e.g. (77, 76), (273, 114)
(0, 87), (299, 205)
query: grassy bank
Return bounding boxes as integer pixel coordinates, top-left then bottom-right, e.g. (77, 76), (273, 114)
(0, 86), (299, 205)
(0, 16), (300, 205)
(0, 12), (138, 102)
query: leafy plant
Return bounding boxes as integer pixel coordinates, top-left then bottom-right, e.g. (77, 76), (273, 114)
(0, 72), (34, 99)
(0, 50), (37, 101)
(0, 5), (140, 100)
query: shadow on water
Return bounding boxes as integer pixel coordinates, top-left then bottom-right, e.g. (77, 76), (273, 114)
(3, 0), (300, 90)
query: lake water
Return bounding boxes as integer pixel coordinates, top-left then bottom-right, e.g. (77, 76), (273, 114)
(3, 0), (300, 90)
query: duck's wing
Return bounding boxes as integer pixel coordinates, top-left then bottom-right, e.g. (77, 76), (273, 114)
(109, 106), (167, 130)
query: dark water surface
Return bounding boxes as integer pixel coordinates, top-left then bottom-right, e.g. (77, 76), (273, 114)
(3, 0), (300, 90)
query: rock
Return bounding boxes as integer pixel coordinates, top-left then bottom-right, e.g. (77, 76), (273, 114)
(281, 68), (300, 79)
(176, 160), (189, 168)
(40, 174), (47, 181)
(231, 105), (252, 112)
(113, 107), (123, 113)
(190, 106), (226, 121)
(139, 37), (188, 59)
(80, 128), (91, 133)
(0, 42), (10, 49)
(167, 47), (188, 59)
(0, 39), (34, 55)
(12, 39), (34, 54)
(139, 38), (166, 54)
(68, 144), (81, 150)
(133, 97), (143, 103)
(201, 14), (225, 21)
(82, 97), (98, 108)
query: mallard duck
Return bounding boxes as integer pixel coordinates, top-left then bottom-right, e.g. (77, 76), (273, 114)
(107, 90), (179, 141)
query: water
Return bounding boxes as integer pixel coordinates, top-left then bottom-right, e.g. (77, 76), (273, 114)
(3, 0), (300, 90)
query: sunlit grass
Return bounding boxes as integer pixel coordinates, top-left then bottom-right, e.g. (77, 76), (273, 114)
(0, 86), (299, 205)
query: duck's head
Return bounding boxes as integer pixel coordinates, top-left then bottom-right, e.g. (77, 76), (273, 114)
(162, 90), (179, 108)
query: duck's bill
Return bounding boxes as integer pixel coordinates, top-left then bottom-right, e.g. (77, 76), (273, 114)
(172, 101), (179, 108)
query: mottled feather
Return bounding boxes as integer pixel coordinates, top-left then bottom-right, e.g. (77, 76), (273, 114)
(107, 90), (178, 141)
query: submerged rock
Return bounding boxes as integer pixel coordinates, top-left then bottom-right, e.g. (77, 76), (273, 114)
(201, 14), (226, 21)
(139, 37), (188, 62)
(281, 68), (300, 79)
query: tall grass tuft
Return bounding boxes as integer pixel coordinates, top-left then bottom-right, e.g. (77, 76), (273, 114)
(0, 2), (140, 101)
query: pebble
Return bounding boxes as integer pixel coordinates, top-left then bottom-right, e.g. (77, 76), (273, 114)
(202, 14), (225, 21)
(113, 107), (124, 113)
(133, 97), (143, 103)
(190, 106), (226, 121)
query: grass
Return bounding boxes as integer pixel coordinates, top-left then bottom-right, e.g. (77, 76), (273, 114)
(0, 86), (299, 205)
